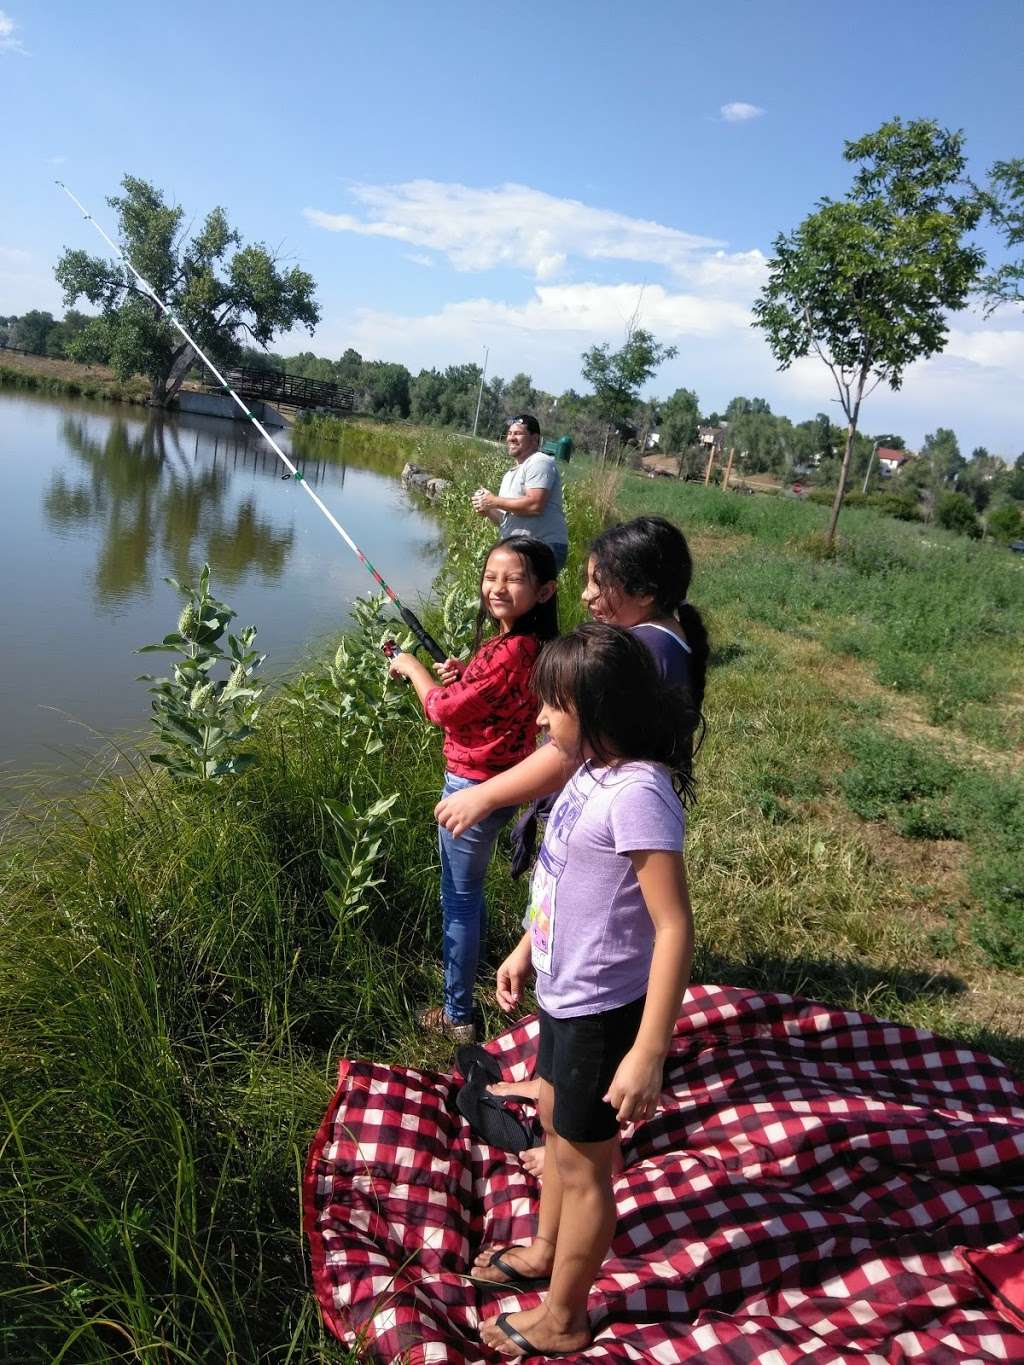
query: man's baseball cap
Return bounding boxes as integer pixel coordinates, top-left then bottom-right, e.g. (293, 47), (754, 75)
(506, 413), (541, 435)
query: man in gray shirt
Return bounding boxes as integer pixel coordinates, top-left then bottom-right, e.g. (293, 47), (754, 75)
(472, 414), (569, 571)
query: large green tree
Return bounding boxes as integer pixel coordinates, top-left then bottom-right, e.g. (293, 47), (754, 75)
(581, 325), (677, 461)
(10, 309), (57, 355)
(752, 117), (984, 544)
(55, 175), (320, 407)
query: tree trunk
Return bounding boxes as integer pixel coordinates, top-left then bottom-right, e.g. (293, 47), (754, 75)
(824, 369), (868, 547)
(600, 425), (611, 466)
(150, 342), (196, 408)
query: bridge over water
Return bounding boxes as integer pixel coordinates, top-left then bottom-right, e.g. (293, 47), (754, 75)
(212, 366), (355, 414)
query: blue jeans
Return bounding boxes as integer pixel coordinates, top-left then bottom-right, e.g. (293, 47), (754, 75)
(550, 542), (569, 572)
(437, 772), (516, 1024)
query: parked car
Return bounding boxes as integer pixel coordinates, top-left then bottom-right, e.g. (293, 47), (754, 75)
(1009, 540), (1024, 554)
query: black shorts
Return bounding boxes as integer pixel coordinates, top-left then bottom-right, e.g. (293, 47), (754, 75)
(536, 995), (646, 1143)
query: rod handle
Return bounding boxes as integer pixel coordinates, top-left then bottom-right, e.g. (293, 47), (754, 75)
(399, 606), (446, 664)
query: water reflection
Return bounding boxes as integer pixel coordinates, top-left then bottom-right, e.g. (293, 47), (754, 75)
(44, 415), (294, 600)
(0, 388), (439, 780)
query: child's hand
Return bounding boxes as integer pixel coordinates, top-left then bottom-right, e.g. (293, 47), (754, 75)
(496, 942), (532, 1012)
(387, 652), (415, 680)
(435, 784), (495, 837)
(604, 1046), (664, 1125)
(433, 656), (462, 685)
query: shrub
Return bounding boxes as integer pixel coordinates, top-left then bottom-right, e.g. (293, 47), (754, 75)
(987, 501), (1023, 546)
(936, 491), (982, 539)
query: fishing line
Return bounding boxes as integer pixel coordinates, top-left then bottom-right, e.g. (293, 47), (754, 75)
(56, 180), (446, 662)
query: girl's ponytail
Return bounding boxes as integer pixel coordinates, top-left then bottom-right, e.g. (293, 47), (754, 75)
(675, 600), (708, 713)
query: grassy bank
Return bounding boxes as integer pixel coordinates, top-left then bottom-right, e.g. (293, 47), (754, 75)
(1, 433), (1021, 1360)
(0, 349), (152, 405)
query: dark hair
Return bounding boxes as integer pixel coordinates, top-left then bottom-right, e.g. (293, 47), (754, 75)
(472, 536), (559, 652)
(532, 622), (698, 802)
(506, 413), (541, 435)
(589, 516), (709, 712)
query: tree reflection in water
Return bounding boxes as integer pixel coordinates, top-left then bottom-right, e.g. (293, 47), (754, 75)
(43, 414), (295, 600)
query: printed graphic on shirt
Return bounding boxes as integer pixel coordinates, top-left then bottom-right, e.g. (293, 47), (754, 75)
(528, 860), (556, 974)
(528, 772), (588, 975)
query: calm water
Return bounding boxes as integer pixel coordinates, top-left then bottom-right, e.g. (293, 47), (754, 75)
(0, 389), (441, 783)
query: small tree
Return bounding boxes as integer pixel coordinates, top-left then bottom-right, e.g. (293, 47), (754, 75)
(659, 386), (701, 472)
(581, 324), (677, 463)
(753, 118), (984, 546)
(56, 175), (320, 407)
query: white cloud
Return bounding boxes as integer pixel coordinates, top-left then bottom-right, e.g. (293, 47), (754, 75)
(404, 251), (435, 268)
(305, 180), (724, 281)
(720, 102), (764, 123)
(0, 10), (26, 54)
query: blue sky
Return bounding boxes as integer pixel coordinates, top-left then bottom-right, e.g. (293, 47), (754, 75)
(2, 0), (1022, 452)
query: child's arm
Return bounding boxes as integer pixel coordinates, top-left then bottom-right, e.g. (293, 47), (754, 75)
(495, 931), (533, 1012)
(435, 743), (578, 835)
(604, 851), (693, 1124)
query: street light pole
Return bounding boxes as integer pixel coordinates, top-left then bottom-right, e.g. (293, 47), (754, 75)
(862, 442), (879, 495)
(472, 345), (489, 438)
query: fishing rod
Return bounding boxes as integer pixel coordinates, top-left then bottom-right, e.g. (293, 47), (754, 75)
(56, 180), (447, 663)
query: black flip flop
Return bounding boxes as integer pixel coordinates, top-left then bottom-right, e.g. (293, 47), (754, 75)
(455, 1043), (502, 1085)
(469, 1247), (551, 1294)
(457, 1043), (534, 1098)
(456, 1083), (534, 1153)
(487, 1310), (582, 1357)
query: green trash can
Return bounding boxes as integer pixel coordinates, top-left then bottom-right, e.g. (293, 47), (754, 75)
(542, 435), (574, 462)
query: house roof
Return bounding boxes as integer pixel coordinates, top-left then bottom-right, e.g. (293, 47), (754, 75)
(877, 448), (911, 464)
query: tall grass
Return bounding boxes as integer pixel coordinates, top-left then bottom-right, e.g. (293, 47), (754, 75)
(0, 363), (151, 405)
(617, 475), (1024, 748)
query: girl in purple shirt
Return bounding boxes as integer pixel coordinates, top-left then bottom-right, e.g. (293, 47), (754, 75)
(475, 623), (697, 1360)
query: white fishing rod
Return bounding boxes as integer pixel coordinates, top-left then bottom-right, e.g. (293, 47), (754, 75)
(56, 180), (446, 662)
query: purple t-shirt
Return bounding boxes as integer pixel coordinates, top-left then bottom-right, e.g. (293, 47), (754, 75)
(528, 760), (685, 1018)
(631, 622), (692, 690)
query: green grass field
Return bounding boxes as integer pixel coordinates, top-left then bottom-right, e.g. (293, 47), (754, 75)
(1, 432), (1021, 1361)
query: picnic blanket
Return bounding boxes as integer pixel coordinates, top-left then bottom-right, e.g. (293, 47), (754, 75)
(304, 985), (1024, 1362)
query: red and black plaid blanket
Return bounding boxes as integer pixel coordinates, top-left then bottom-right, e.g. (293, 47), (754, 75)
(304, 985), (1024, 1362)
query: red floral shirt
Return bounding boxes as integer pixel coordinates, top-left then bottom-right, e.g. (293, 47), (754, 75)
(424, 633), (542, 780)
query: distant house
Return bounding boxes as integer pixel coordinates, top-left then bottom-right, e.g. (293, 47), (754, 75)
(877, 448), (913, 476)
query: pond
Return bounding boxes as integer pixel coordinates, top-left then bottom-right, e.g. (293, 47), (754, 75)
(0, 389), (441, 786)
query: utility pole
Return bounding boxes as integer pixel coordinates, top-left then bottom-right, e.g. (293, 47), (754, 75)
(471, 346), (489, 438)
(862, 442), (879, 495)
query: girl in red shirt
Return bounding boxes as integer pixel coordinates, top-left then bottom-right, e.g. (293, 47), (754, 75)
(388, 537), (558, 1043)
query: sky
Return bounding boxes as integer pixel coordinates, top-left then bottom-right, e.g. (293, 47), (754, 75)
(2, 0), (1022, 454)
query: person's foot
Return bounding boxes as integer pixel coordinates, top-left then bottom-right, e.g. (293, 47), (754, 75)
(417, 1005), (476, 1045)
(471, 1240), (553, 1286)
(517, 1140), (626, 1180)
(480, 1304), (591, 1358)
(488, 1077), (543, 1101)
